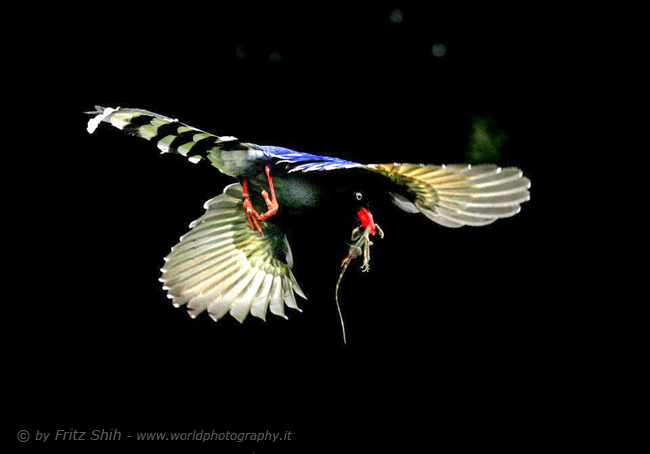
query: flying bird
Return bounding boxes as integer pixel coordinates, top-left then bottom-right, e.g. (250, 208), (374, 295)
(87, 106), (531, 326)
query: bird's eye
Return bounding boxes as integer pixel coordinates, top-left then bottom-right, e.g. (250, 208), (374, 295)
(355, 192), (363, 201)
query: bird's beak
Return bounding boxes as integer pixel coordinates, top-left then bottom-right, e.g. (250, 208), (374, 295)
(356, 207), (376, 236)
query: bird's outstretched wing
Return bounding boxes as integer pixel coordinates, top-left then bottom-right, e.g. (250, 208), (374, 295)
(160, 183), (306, 323)
(275, 158), (531, 227)
(366, 163), (531, 227)
(267, 156), (531, 227)
(258, 150), (530, 228)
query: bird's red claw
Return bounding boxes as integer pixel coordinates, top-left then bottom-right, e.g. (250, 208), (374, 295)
(258, 189), (279, 221)
(242, 178), (263, 233)
(243, 197), (263, 233)
(241, 166), (279, 231)
(256, 166), (279, 222)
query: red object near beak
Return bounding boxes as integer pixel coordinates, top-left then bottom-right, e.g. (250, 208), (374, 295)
(357, 207), (376, 235)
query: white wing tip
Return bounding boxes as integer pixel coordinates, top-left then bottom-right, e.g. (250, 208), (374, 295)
(86, 106), (119, 134)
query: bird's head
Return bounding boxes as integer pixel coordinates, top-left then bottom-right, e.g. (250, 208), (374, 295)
(351, 190), (376, 236)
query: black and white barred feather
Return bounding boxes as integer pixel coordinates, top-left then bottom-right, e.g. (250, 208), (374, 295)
(87, 106), (268, 177)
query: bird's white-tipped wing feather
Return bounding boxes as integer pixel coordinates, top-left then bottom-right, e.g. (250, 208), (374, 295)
(369, 163), (530, 227)
(160, 183), (306, 323)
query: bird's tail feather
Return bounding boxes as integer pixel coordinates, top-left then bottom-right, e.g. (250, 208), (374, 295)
(368, 163), (531, 227)
(85, 106), (245, 166)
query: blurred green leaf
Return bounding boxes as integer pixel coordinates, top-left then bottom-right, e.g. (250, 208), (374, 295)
(466, 115), (508, 163)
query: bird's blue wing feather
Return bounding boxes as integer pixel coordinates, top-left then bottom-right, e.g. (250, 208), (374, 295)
(258, 145), (366, 173)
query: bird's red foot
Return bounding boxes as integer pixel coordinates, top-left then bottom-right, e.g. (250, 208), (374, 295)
(243, 196), (263, 233)
(258, 166), (278, 221)
(241, 166), (279, 232)
(258, 189), (279, 221)
(242, 178), (263, 233)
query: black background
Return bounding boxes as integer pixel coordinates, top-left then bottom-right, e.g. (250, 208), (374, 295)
(9, 4), (566, 449)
